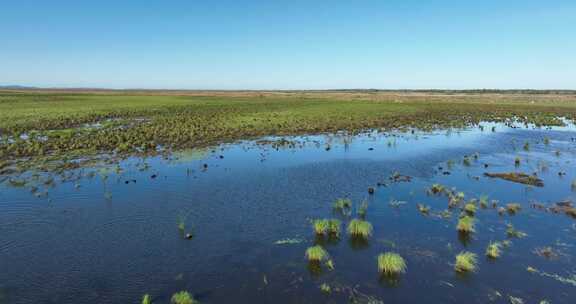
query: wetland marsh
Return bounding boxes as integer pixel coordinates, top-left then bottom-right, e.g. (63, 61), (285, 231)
(1, 91), (576, 303)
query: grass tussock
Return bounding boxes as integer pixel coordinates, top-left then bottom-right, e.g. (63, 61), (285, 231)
(142, 294), (152, 304)
(347, 219), (373, 239)
(378, 252), (407, 275)
(457, 216), (476, 234)
(313, 219), (329, 235)
(506, 203), (522, 214)
(305, 245), (329, 262)
(171, 291), (197, 304)
(455, 251), (478, 273)
(464, 202), (477, 215)
(486, 242), (502, 259)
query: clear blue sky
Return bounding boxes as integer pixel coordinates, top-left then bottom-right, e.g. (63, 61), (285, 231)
(1, 0), (575, 90)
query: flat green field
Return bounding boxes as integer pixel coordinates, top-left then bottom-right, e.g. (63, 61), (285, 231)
(1, 90), (576, 162)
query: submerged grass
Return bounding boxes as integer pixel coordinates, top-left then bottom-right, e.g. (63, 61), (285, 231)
(378, 252), (407, 275)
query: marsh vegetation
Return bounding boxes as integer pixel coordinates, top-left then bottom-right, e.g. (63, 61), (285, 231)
(2, 91), (576, 303)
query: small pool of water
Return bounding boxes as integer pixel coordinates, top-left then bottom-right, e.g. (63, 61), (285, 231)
(1, 123), (576, 303)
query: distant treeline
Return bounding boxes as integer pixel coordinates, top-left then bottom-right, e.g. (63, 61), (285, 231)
(0, 86), (575, 95)
(319, 89), (576, 95)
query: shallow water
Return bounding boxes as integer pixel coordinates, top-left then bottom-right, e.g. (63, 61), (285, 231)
(1, 123), (576, 303)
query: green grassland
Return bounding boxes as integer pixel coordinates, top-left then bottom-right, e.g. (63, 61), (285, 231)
(1, 90), (576, 164)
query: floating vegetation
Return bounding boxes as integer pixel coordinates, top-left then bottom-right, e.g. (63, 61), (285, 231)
(457, 216), (476, 234)
(514, 157), (521, 166)
(462, 156), (471, 166)
(509, 296), (524, 304)
(506, 203), (522, 214)
(429, 183), (445, 194)
(274, 238), (303, 245)
(526, 267), (576, 287)
(484, 172), (544, 187)
(171, 291), (197, 304)
(389, 199), (407, 208)
(378, 252), (407, 275)
(347, 219), (373, 239)
(543, 136), (550, 145)
(417, 203), (430, 215)
(572, 179), (576, 191)
(333, 198), (352, 214)
(325, 259), (335, 270)
(320, 283), (331, 294)
(533, 246), (558, 259)
(142, 294), (152, 304)
(305, 245), (329, 262)
(455, 251), (478, 273)
(486, 242), (502, 259)
(506, 223), (527, 238)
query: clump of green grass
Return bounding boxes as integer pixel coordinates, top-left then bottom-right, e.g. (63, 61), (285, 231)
(506, 203), (522, 214)
(378, 252), (407, 275)
(347, 219), (373, 239)
(544, 137), (550, 145)
(312, 219), (341, 236)
(305, 245), (329, 262)
(171, 291), (197, 304)
(142, 294), (152, 304)
(463, 156), (471, 166)
(486, 242), (502, 259)
(455, 251), (478, 273)
(313, 219), (329, 235)
(327, 219), (341, 236)
(464, 202), (477, 215)
(457, 215), (476, 234)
